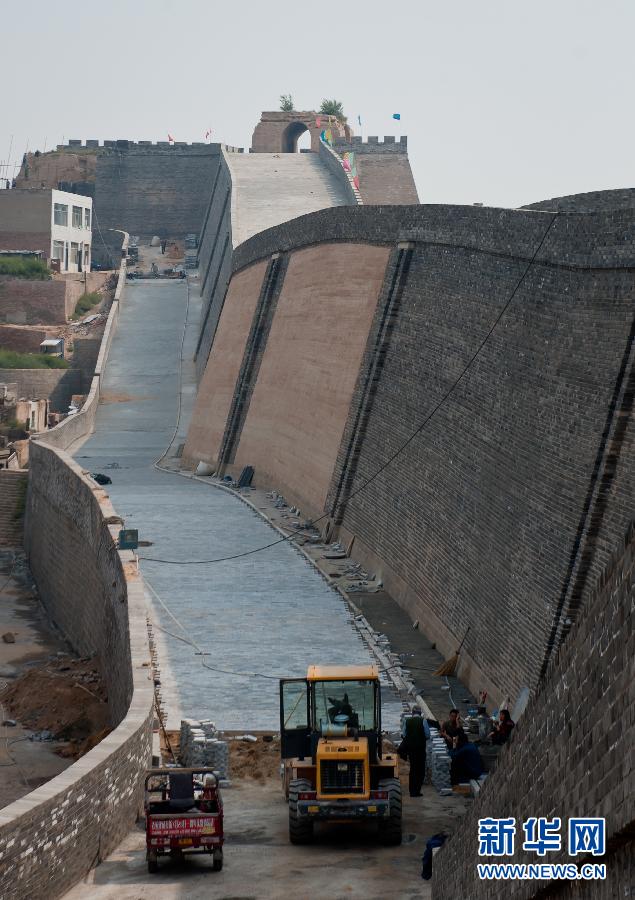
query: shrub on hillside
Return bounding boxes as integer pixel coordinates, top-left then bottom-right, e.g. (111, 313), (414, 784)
(0, 349), (69, 369)
(72, 291), (101, 319)
(0, 256), (51, 280)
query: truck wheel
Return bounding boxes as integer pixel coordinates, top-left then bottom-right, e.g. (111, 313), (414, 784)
(378, 777), (402, 846)
(289, 778), (314, 845)
(212, 848), (223, 871)
(147, 850), (158, 873)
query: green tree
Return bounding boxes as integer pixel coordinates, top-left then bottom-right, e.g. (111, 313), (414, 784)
(319, 99), (346, 122)
(279, 94), (294, 111)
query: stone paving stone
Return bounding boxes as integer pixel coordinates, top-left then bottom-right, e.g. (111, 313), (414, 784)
(76, 281), (402, 731)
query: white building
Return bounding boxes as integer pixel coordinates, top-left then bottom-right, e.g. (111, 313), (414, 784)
(0, 188), (93, 273)
(50, 189), (93, 273)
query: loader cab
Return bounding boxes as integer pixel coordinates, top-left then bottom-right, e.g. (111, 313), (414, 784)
(280, 665), (382, 763)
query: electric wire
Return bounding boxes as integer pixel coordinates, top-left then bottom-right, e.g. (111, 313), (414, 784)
(140, 212), (559, 566)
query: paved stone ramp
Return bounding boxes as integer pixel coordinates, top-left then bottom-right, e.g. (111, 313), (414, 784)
(227, 153), (350, 246)
(75, 280), (402, 731)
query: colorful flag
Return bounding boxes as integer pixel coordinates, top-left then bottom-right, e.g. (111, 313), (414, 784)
(392, 113), (401, 121)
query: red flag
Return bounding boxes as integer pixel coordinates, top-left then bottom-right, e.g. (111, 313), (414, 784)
(205, 129), (212, 140)
(315, 116), (322, 128)
(168, 133), (175, 143)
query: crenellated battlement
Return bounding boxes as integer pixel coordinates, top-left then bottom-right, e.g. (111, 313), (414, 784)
(332, 135), (408, 153)
(57, 140), (244, 152)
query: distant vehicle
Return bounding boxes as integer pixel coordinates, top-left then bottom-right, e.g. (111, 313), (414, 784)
(145, 768), (224, 873)
(280, 665), (402, 845)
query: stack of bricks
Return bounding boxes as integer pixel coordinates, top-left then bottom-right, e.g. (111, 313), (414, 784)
(427, 725), (451, 791)
(179, 719), (230, 780)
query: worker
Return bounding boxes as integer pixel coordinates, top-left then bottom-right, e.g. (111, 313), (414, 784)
(160, 238), (167, 254)
(449, 732), (484, 784)
(399, 706), (427, 797)
(490, 708), (515, 745)
(440, 708), (464, 749)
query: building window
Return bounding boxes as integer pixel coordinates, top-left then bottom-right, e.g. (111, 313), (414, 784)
(52, 240), (65, 260)
(84, 208), (91, 229)
(70, 242), (80, 265)
(83, 244), (90, 265)
(54, 203), (68, 226)
(72, 206), (83, 228)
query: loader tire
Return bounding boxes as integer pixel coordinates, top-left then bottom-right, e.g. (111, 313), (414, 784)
(378, 777), (402, 845)
(289, 778), (314, 845)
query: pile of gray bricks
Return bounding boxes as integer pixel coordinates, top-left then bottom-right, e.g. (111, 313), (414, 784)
(427, 725), (451, 791)
(179, 719), (230, 779)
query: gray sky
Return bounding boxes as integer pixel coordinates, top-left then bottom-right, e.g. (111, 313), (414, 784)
(2, 0), (633, 207)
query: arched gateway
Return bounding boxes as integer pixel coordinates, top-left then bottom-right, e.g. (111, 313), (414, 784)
(251, 111), (350, 153)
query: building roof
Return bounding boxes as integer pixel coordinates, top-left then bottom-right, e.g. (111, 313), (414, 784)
(306, 664), (379, 681)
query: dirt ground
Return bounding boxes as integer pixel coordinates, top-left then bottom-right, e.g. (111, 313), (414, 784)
(2, 654), (110, 757)
(0, 553), (112, 808)
(63, 739), (468, 900)
(62, 729), (469, 899)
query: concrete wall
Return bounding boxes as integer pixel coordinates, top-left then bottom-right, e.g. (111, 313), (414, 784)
(433, 523), (635, 899)
(190, 202), (635, 709)
(0, 368), (81, 412)
(0, 234), (153, 900)
(0, 325), (49, 353)
(0, 277), (82, 324)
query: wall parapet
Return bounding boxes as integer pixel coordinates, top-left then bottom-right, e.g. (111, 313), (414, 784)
(333, 135), (408, 153)
(318, 140), (363, 205)
(0, 231), (154, 900)
(230, 203), (635, 275)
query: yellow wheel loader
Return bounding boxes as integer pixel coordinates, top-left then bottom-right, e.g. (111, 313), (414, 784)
(279, 665), (402, 845)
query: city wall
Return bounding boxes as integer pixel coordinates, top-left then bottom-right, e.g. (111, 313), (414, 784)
(433, 522), (634, 899)
(0, 236), (155, 900)
(186, 201), (635, 710)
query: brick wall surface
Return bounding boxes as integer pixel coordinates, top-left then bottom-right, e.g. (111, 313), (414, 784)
(71, 337), (102, 391)
(0, 325), (49, 353)
(93, 144), (220, 240)
(0, 230), (50, 255)
(185, 260), (267, 466)
(0, 278), (71, 325)
(0, 443), (154, 900)
(232, 243), (391, 517)
(433, 524), (635, 899)
(523, 187), (635, 212)
(193, 202), (635, 707)
(194, 151), (234, 380)
(0, 245), (154, 900)
(329, 215), (635, 702)
(0, 368), (82, 412)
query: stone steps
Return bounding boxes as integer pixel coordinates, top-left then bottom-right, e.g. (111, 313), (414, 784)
(226, 153), (351, 247)
(0, 471), (28, 547)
